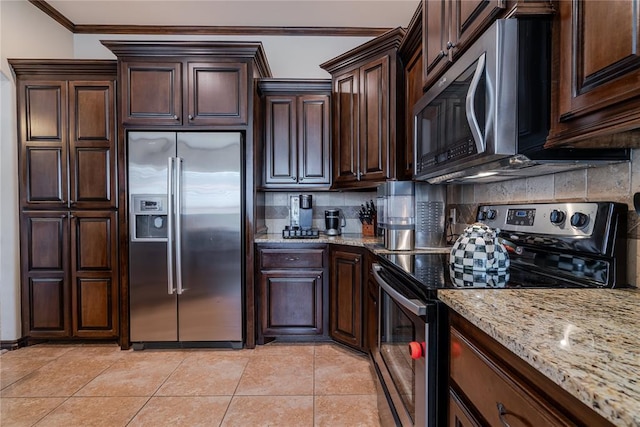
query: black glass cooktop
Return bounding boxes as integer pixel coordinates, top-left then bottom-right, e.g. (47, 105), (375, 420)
(378, 252), (604, 290)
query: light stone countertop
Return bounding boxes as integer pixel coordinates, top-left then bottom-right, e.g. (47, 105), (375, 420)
(254, 233), (451, 254)
(254, 232), (382, 248)
(438, 288), (640, 427)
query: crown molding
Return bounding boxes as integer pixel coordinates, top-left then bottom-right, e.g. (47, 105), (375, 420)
(28, 1), (393, 37)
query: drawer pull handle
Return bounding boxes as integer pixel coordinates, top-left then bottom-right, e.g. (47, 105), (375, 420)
(496, 402), (513, 427)
(284, 256), (300, 262)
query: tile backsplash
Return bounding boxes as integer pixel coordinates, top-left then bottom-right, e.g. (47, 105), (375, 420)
(263, 191), (377, 234)
(447, 150), (640, 287)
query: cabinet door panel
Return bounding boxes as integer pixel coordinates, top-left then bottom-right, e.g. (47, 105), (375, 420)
(451, 0), (504, 61)
(71, 211), (118, 338)
(122, 61), (182, 125)
(298, 95), (331, 185)
(74, 277), (114, 335)
(562, 1), (640, 117)
(423, 0), (450, 86)
(333, 70), (360, 187)
(187, 62), (248, 125)
(20, 82), (68, 208)
(25, 147), (65, 205)
(23, 83), (65, 141)
(21, 211), (70, 337)
(73, 213), (114, 271)
(404, 48), (423, 178)
(260, 271), (323, 336)
(25, 214), (66, 271)
(330, 249), (363, 348)
(264, 96), (297, 184)
(72, 148), (112, 206)
(29, 277), (67, 332)
(360, 56), (390, 183)
(69, 81), (116, 208)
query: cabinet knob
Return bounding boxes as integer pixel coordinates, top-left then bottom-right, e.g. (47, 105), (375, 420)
(439, 50), (446, 58)
(173, 115), (178, 120)
(299, 177), (303, 181)
(188, 114), (193, 120)
(284, 256), (300, 262)
(354, 258), (359, 263)
(446, 41), (456, 50)
(292, 176), (297, 181)
(317, 275), (321, 279)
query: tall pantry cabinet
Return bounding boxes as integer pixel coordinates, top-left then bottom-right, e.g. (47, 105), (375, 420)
(10, 60), (119, 342)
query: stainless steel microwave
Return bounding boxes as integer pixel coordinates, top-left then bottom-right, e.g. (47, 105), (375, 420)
(413, 19), (629, 184)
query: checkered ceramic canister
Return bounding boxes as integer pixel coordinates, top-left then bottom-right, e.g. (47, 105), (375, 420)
(450, 223), (510, 271)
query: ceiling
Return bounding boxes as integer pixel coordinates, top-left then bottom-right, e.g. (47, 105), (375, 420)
(44, 0), (420, 31)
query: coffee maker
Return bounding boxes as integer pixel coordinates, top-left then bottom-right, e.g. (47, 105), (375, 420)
(324, 209), (345, 236)
(282, 194), (319, 238)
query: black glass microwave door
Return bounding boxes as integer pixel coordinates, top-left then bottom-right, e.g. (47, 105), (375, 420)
(417, 57), (486, 169)
(380, 292), (417, 423)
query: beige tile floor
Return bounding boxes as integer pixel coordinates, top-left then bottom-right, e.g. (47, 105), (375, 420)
(0, 342), (381, 426)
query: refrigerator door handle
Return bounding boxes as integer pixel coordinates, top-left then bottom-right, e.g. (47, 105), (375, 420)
(175, 157), (184, 295)
(167, 157), (175, 295)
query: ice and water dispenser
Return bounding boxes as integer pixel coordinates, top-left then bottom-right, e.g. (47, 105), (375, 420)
(130, 194), (168, 241)
(377, 181), (446, 250)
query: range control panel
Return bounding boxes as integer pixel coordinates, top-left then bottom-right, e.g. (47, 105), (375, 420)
(477, 203), (599, 236)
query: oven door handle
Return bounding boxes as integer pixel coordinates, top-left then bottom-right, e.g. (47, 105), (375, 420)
(372, 264), (427, 316)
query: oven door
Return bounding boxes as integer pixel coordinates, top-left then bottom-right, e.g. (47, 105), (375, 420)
(372, 264), (432, 427)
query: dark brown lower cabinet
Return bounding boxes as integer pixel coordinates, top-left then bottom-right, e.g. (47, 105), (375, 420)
(329, 245), (365, 350)
(256, 244), (328, 342)
(21, 211), (118, 340)
(449, 311), (614, 427)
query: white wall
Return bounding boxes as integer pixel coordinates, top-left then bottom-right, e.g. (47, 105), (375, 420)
(74, 34), (373, 78)
(0, 0), (73, 342)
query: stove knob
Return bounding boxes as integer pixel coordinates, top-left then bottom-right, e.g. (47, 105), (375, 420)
(409, 341), (424, 359)
(570, 212), (589, 228)
(486, 209), (497, 220)
(477, 211), (487, 221)
(549, 209), (566, 225)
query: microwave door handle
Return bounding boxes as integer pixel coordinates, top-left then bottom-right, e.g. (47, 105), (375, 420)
(466, 53), (487, 154)
(372, 264), (426, 316)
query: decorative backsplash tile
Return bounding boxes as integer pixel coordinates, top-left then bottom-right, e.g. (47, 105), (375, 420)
(446, 149), (640, 287)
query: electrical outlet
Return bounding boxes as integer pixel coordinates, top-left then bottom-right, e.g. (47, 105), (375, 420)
(449, 208), (457, 224)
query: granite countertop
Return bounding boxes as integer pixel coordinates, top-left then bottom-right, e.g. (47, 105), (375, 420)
(254, 233), (451, 254)
(438, 288), (640, 426)
(254, 232), (382, 247)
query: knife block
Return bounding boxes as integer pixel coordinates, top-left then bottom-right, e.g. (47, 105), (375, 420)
(362, 217), (376, 237)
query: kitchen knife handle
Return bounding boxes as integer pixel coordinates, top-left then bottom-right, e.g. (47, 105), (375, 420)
(175, 157), (184, 295)
(167, 157), (175, 295)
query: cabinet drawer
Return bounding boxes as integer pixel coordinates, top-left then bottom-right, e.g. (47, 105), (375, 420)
(450, 327), (570, 427)
(259, 248), (325, 269)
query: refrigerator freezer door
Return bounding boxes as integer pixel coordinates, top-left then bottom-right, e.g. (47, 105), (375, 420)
(128, 132), (178, 342)
(176, 132), (243, 342)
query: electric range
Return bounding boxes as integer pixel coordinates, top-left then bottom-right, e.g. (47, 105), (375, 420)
(370, 202), (629, 427)
(378, 201), (629, 293)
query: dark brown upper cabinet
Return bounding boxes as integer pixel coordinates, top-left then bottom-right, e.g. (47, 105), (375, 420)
(102, 42), (271, 128)
(422, 0), (555, 91)
(11, 60), (117, 210)
(546, 0), (640, 148)
(398, 4), (423, 180)
(423, 0), (505, 90)
(258, 79), (331, 189)
(321, 28), (405, 189)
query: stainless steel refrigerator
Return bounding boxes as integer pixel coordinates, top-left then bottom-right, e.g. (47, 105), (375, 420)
(128, 132), (243, 347)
